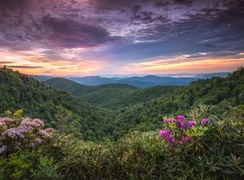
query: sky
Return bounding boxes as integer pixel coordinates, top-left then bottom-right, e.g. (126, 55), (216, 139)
(0, 0), (244, 76)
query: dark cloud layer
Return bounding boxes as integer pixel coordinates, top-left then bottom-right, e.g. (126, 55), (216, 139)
(0, 61), (14, 64)
(8, 65), (43, 69)
(0, 0), (31, 10)
(0, 0), (244, 70)
(42, 16), (120, 48)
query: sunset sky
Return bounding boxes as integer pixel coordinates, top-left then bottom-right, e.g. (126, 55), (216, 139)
(0, 0), (244, 76)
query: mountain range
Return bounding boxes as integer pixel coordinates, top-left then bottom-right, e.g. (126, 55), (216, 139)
(32, 72), (229, 88)
(1, 66), (243, 141)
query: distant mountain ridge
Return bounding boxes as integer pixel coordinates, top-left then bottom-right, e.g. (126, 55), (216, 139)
(45, 77), (178, 110)
(32, 72), (229, 88)
(1, 67), (242, 141)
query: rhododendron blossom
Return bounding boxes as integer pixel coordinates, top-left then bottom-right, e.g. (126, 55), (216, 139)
(201, 118), (209, 125)
(179, 122), (186, 129)
(160, 115), (209, 146)
(164, 118), (172, 123)
(159, 129), (171, 137)
(175, 115), (185, 121)
(181, 136), (190, 142)
(165, 135), (174, 142)
(0, 116), (53, 154)
(188, 121), (196, 127)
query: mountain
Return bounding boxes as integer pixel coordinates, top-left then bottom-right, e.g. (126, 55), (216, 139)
(0, 67), (114, 141)
(116, 75), (197, 87)
(29, 75), (53, 82)
(1, 66), (243, 142)
(45, 77), (178, 110)
(66, 73), (229, 88)
(110, 67), (244, 139)
(67, 75), (198, 87)
(30, 72), (229, 88)
(68, 76), (116, 85)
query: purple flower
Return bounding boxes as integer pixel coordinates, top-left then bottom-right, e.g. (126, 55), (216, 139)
(165, 135), (174, 142)
(159, 129), (171, 137)
(39, 130), (47, 135)
(188, 121), (196, 127)
(164, 118), (172, 123)
(0, 145), (7, 154)
(201, 118), (209, 125)
(181, 136), (190, 142)
(35, 138), (42, 144)
(179, 122), (186, 129)
(175, 115), (185, 121)
(29, 143), (35, 148)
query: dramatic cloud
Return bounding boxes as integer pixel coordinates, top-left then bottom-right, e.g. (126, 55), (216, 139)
(8, 65), (43, 69)
(42, 16), (120, 48)
(0, 61), (14, 64)
(0, 0), (244, 75)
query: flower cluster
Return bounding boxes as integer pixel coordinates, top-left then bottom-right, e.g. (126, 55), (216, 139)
(159, 115), (209, 144)
(0, 116), (54, 154)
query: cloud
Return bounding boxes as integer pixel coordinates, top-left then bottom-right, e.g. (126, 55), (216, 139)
(173, 0), (193, 6)
(0, 61), (14, 64)
(154, 1), (170, 8)
(0, 0), (31, 11)
(7, 65), (43, 69)
(0, 0), (244, 76)
(42, 16), (121, 48)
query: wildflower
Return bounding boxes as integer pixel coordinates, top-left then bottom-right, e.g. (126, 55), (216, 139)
(201, 118), (209, 125)
(0, 145), (7, 154)
(39, 130), (47, 135)
(29, 143), (35, 148)
(159, 129), (171, 137)
(188, 121), (196, 127)
(179, 122), (186, 129)
(164, 118), (172, 123)
(35, 138), (42, 144)
(44, 128), (53, 132)
(181, 136), (190, 142)
(175, 115), (185, 121)
(165, 135), (174, 142)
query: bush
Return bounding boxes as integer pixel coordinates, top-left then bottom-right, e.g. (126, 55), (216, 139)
(1, 106), (244, 179)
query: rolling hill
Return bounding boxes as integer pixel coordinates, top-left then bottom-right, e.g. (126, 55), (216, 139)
(110, 67), (244, 139)
(45, 77), (178, 110)
(67, 75), (197, 88)
(1, 66), (243, 141)
(0, 67), (114, 141)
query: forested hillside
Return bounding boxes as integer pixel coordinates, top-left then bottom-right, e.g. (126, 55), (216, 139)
(0, 67), (114, 141)
(46, 78), (178, 110)
(45, 77), (137, 96)
(1, 67), (244, 141)
(111, 67), (244, 139)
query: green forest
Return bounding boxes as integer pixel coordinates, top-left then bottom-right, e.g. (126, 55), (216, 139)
(0, 66), (244, 179)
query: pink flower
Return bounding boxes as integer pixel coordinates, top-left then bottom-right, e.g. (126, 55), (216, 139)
(175, 115), (185, 121)
(164, 118), (172, 123)
(165, 135), (174, 142)
(0, 145), (7, 154)
(159, 129), (171, 137)
(179, 122), (186, 129)
(201, 118), (209, 125)
(35, 138), (42, 144)
(188, 121), (196, 127)
(181, 136), (190, 142)
(39, 130), (47, 135)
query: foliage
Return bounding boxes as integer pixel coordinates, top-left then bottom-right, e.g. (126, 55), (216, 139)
(0, 109), (53, 155)
(111, 67), (244, 139)
(1, 105), (244, 179)
(0, 68), (114, 141)
(0, 110), (60, 179)
(45, 77), (177, 111)
(1, 66), (244, 143)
